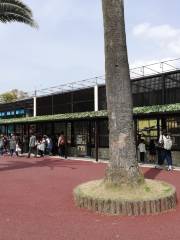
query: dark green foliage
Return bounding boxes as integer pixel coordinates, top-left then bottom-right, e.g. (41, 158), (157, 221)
(0, 103), (180, 125)
(134, 103), (180, 115)
(0, 0), (37, 27)
(0, 110), (108, 124)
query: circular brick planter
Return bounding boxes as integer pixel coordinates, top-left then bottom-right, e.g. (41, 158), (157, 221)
(73, 179), (177, 216)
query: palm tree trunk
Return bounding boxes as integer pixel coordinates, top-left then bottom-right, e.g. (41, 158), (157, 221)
(102, 0), (144, 186)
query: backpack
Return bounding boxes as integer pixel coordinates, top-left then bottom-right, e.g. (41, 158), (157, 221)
(164, 136), (172, 150)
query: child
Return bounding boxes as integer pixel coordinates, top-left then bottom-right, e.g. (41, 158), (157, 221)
(15, 143), (21, 156)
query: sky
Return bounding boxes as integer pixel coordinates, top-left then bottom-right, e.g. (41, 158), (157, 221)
(0, 0), (180, 94)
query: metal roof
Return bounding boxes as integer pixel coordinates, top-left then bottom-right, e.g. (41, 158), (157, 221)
(1, 57), (180, 102)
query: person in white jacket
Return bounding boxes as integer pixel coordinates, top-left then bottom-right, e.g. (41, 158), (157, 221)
(159, 132), (173, 171)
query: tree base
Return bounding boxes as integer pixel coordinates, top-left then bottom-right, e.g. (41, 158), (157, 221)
(73, 179), (177, 216)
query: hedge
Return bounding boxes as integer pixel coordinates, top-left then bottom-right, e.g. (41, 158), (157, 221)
(0, 103), (180, 125)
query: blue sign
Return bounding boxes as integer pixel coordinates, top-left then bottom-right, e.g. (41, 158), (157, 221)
(0, 109), (25, 118)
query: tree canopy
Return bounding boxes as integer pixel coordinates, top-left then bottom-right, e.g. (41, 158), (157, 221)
(0, 89), (29, 103)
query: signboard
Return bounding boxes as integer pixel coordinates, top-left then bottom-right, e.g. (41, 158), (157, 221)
(0, 109), (25, 118)
(77, 145), (87, 156)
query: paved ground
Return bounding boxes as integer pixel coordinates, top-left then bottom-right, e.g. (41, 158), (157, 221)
(0, 156), (179, 240)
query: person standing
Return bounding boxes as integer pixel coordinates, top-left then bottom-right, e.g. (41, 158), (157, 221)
(15, 142), (21, 157)
(138, 139), (146, 163)
(3, 135), (9, 154)
(155, 140), (163, 166)
(159, 132), (173, 171)
(9, 134), (17, 157)
(0, 135), (4, 156)
(58, 132), (65, 158)
(45, 135), (53, 155)
(149, 139), (156, 163)
(28, 133), (37, 158)
(37, 137), (46, 157)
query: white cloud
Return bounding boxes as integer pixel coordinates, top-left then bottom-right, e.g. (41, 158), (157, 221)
(133, 23), (180, 55)
(0, 0), (104, 93)
(133, 23), (180, 40)
(133, 23), (151, 36)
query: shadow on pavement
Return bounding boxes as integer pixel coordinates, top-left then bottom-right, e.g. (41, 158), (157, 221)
(144, 168), (163, 179)
(0, 158), (85, 172)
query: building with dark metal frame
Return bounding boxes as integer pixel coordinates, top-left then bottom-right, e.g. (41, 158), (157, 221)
(0, 59), (180, 164)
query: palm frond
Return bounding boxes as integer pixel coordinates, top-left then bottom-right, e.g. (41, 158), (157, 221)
(0, 0), (37, 27)
(0, 0), (32, 16)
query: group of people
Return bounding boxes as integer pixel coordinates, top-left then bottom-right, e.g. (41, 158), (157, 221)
(28, 131), (66, 158)
(0, 130), (174, 170)
(138, 131), (173, 171)
(0, 134), (21, 157)
(0, 131), (66, 158)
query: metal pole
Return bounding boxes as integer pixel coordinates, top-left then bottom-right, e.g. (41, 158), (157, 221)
(162, 75), (166, 105)
(95, 120), (99, 162)
(33, 90), (37, 117)
(94, 84), (99, 112)
(52, 95), (54, 115)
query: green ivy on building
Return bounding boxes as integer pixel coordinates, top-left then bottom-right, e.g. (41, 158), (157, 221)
(0, 103), (180, 125)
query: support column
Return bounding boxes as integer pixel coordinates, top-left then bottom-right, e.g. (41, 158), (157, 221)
(157, 117), (160, 140)
(95, 120), (99, 162)
(51, 95), (54, 115)
(162, 74), (166, 105)
(33, 90), (37, 117)
(94, 84), (99, 112)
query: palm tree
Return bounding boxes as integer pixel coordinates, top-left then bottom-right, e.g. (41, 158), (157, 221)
(0, 0), (37, 27)
(102, 0), (144, 186)
(74, 0), (176, 216)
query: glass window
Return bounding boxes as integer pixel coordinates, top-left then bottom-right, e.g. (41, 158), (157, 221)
(16, 124), (23, 135)
(137, 119), (158, 144)
(166, 117), (180, 150)
(20, 109), (25, 114)
(7, 125), (14, 134)
(98, 120), (109, 148)
(74, 121), (89, 145)
(54, 123), (66, 135)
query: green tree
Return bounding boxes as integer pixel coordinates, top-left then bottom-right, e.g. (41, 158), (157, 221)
(0, 89), (29, 103)
(0, 0), (37, 27)
(0, 91), (17, 103)
(102, 0), (143, 186)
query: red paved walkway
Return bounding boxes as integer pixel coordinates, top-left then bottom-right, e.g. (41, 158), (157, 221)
(0, 156), (179, 240)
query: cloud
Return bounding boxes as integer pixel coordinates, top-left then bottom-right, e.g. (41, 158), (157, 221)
(0, 0), (104, 93)
(133, 23), (180, 40)
(133, 23), (180, 55)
